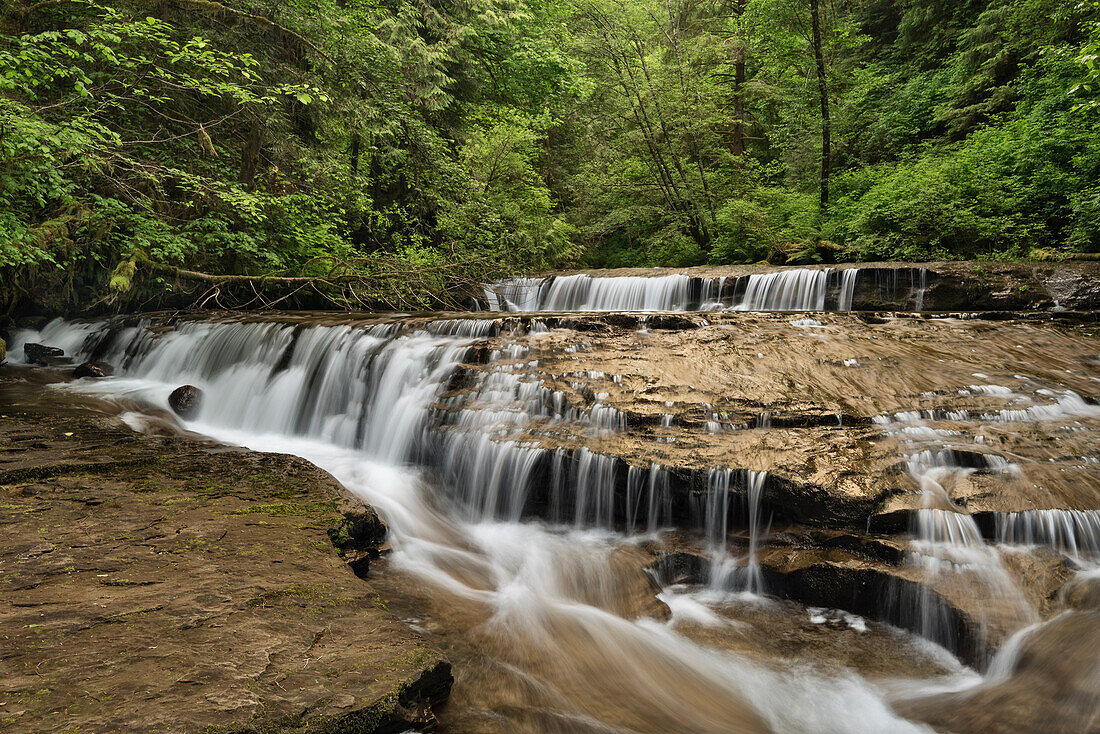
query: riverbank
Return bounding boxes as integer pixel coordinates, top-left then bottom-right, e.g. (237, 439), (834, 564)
(0, 378), (451, 733)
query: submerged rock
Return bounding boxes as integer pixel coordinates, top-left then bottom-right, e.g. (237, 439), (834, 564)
(74, 361), (114, 379)
(168, 385), (203, 418)
(24, 342), (64, 365)
(897, 610), (1100, 734)
(1060, 572), (1100, 611)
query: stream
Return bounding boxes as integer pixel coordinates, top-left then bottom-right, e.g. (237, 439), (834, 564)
(8, 266), (1100, 733)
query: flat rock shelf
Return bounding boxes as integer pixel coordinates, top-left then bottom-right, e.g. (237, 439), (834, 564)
(0, 382), (451, 734)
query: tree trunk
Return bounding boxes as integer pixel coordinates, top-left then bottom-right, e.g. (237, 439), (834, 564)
(240, 118), (263, 188)
(810, 0), (830, 211)
(732, 43), (745, 156)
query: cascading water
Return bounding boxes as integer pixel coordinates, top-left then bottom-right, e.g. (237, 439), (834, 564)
(996, 510), (1100, 559)
(870, 377), (1100, 659)
(16, 311), (1092, 733)
(881, 422), (1036, 655)
(484, 273), (693, 311)
(698, 468), (768, 595)
(732, 269), (832, 311)
(483, 267), (930, 312)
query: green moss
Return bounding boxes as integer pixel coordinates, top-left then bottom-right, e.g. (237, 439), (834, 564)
(232, 502), (337, 517)
(246, 583), (350, 610)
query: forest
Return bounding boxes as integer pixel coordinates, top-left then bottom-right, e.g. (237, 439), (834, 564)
(1, 0), (1099, 313)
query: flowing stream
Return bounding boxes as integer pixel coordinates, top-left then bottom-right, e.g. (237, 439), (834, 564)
(9, 293), (1100, 733)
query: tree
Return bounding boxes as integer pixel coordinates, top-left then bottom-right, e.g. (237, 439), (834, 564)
(809, 0), (830, 210)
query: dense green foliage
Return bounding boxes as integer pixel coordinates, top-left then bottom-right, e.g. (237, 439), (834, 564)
(0, 0), (1098, 312)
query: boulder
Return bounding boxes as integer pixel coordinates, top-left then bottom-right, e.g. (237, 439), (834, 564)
(24, 343), (64, 365)
(1060, 572), (1100, 611)
(897, 610), (1100, 734)
(74, 361), (115, 379)
(168, 385), (203, 418)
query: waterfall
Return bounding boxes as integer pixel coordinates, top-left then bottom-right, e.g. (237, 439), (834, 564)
(41, 315), (679, 537)
(996, 510), (1100, 558)
(18, 311), (1066, 731)
(732, 269), (831, 311)
(876, 403), (1041, 657)
(698, 468), (768, 594)
(838, 269), (859, 311)
(481, 277), (547, 311)
(482, 267), (932, 312)
(485, 273), (693, 311)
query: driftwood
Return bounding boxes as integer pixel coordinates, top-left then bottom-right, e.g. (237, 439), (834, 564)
(130, 253), (498, 312)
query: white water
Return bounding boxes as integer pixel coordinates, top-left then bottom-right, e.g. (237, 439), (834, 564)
(732, 269), (832, 312)
(876, 404), (1040, 656)
(25, 315), (944, 733)
(996, 510), (1100, 559)
(701, 469), (768, 595)
(483, 273), (693, 311)
(483, 267), (930, 312)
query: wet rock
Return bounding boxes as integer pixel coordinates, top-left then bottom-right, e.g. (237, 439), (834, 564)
(21, 484), (51, 497)
(645, 314), (698, 330)
(329, 499), (389, 578)
(329, 502), (387, 553)
(1060, 572), (1100, 611)
(647, 551), (708, 585)
(24, 342), (64, 365)
(168, 385), (203, 418)
(897, 611), (1100, 734)
(0, 336), (5, 364)
(0, 396), (452, 734)
(758, 552), (988, 667)
(602, 313), (641, 329)
(73, 361), (114, 379)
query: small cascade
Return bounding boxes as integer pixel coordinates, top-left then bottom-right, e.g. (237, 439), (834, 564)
(698, 468), (769, 594)
(482, 266), (933, 312)
(877, 403), (1040, 657)
(645, 464), (672, 534)
(699, 275), (728, 310)
(570, 448), (618, 529)
(838, 269), (859, 311)
(485, 273), (693, 311)
(996, 510), (1100, 558)
(481, 277), (547, 311)
(732, 269), (832, 311)
(914, 268), (928, 311)
(623, 463), (672, 535)
(861, 267), (931, 311)
(69, 318), (494, 463)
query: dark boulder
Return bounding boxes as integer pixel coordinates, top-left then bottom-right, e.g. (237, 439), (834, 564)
(168, 385), (203, 418)
(645, 314), (698, 330)
(24, 343), (64, 365)
(74, 361), (114, 379)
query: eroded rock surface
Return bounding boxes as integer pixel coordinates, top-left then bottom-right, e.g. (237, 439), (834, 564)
(0, 384), (451, 733)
